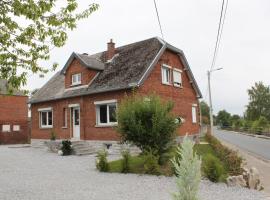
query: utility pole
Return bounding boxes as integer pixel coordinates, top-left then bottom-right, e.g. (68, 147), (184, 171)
(207, 68), (223, 135)
(207, 70), (214, 135)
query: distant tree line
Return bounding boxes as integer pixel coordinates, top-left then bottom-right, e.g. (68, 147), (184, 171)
(201, 82), (270, 135)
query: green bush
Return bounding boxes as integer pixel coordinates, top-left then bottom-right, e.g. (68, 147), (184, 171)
(143, 151), (160, 175)
(205, 134), (243, 176)
(251, 116), (269, 134)
(61, 140), (72, 156)
(121, 150), (131, 173)
(203, 154), (224, 182)
(117, 94), (178, 158)
(50, 130), (56, 140)
(96, 149), (109, 172)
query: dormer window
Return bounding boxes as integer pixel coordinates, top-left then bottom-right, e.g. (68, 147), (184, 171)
(71, 73), (81, 86)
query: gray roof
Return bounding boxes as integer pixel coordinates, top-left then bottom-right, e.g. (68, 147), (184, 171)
(30, 37), (202, 104)
(0, 79), (25, 96)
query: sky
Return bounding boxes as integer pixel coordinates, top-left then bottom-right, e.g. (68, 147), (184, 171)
(25, 0), (270, 116)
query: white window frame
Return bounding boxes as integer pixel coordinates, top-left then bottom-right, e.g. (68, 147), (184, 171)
(94, 100), (118, 126)
(13, 125), (20, 132)
(192, 105), (197, 123)
(161, 64), (172, 85)
(71, 73), (82, 86)
(2, 125), (11, 132)
(39, 109), (53, 128)
(173, 68), (183, 88)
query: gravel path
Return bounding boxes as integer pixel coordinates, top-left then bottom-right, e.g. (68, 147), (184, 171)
(0, 145), (268, 200)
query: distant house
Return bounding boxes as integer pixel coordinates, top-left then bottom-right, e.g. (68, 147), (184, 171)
(29, 37), (202, 141)
(0, 80), (29, 144)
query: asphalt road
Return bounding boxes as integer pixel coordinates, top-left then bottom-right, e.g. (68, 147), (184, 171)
(214, 128), (270, 161)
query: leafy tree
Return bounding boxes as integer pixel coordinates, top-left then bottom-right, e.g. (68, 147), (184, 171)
(251, 116), (269, 134)
(0, 0), (99, 91)
(117, 94), (178, 158)
(216, 110), (231, 128)
(200, 101), (210, 125)
(246, 82), (270, 121)
(171, 136), (201, 200)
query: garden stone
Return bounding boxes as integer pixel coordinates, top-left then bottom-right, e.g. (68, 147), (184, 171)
(227, 175), (247, 187)
(248, 167), (262, 190)
(58, 150), (63, 156)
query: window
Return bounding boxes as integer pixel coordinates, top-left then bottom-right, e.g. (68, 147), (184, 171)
(173, 69), (182, 87)
(13, 125), (20, 131)
(39, 109), (53, 128)
(95, 100), (117, 126)
(2, 125), (10, 132)
(71, 73), (81, 85)
(62, 108), (67, 128)
(161, 65), (171, 85)
(192, 106), (197, 123)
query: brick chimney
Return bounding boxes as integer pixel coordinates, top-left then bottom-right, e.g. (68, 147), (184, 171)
(106, 39), (115, 61)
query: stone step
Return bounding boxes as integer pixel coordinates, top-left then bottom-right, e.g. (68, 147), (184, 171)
(75, 149), (96, 156)
(73, 146), (95, 152)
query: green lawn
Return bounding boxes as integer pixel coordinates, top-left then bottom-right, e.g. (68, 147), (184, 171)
(107, 143), (228, 178)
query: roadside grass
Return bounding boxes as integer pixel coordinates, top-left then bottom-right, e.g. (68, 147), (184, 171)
(107, 141), (228, 180)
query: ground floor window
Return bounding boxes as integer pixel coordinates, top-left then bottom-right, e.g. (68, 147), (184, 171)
(62, 108), (67, 128)
(192, 105), (197, 123)
(39, 109), (53, 128)
(95, 100), (117, 126)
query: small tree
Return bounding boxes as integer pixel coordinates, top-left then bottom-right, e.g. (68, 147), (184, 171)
(171, 136), (201, 200)
(117, 94), (178, 157)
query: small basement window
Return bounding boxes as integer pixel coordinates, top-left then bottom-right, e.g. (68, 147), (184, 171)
(71, 73), (81, 86)
(39, 109), (53, 128)
(161, 64), (171, 85)
(173, 69), (182, 87)
(95, 100), (117, 126)
(13, 125), (20, 131)
(2, 125), (10, 132)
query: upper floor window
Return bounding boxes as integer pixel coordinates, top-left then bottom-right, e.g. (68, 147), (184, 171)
(71, 73), (81, 86)
(173, 69), (182, 87)
(161, 64), (171, 85)
(38, 108), (53, 128)
(94, 100), (117, 126)
(192, 105), (197, 123)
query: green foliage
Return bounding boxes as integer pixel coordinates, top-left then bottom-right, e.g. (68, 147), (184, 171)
(200, 101), (210, 125)
(117, 94), (178, 157)
(50, 130), (56, 141)
(205, 134), (243, 176)
(171, 136), (201, 200)
(203, 154), (224, 182)
(216, 110), (232, 128)
(0, 0), (99, 91)
(143, 150), (160, 175)
(96, 149), (109, 172)
(121, 150), (131, 173)
(251, 116), (269, 134)
(246, 82), (270, 121)
(61, 140), (72, 156)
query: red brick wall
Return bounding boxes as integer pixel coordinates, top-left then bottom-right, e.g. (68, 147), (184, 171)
(138, 50), (200, 136)
(31, 50), (200, 140)
(0, 95), (29, 144)
(64, 58), (97, 88)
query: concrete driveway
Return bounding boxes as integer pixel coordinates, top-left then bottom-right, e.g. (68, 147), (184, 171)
(0, 145), (267, 200)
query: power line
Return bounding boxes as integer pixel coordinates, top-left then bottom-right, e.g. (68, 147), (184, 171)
(153, 0), (164, 39)
(210, 0), (229, 71)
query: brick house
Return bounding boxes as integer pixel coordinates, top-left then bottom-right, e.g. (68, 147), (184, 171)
(0, 80), (29, 144)
(29, 37), (202, 141)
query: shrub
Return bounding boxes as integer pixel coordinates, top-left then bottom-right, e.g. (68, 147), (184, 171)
(251, 116), (269, 134)
(96, 149), (109, 172)
(143, 150), (160, 175)
(203, 154), (224, 182)
(205, 134), (243, 175)
(50, 130), (56, 140)
(171, 136), (201, 200)
(121, 150), (131, 173)
(117, 94), (178, 158)
(61, 140), (72, 156)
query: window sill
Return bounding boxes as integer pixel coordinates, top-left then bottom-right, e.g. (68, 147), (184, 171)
(174, 84), (183, 88)
(95, 124), (118, 128)
(162, 82), (172, 86)
(70, 83), (82, 87)
(62, 126), (68, 129)
(40, 126), (53, 129)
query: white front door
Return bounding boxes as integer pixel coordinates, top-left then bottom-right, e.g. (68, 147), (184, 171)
(73, 107), (80, 139)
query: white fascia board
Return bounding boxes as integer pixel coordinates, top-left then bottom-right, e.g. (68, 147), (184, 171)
(38, 107), (52, 111)
(94, 99), (117, 105)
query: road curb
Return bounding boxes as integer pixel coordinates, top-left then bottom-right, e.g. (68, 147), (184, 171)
(223, 129), (270, 140)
